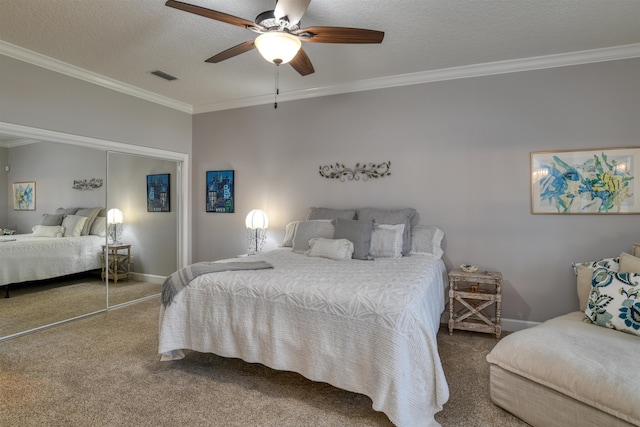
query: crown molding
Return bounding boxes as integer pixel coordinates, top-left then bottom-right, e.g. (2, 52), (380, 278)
(0, 41), (193, 114)
(2, 40), (638, 115)
(195, 43), (640, 113)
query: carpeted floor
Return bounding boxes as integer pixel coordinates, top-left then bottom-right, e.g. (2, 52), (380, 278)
(0, 275), (161, 338)
(0, 297), (528, 426)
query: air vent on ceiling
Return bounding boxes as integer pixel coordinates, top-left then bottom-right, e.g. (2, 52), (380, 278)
(150, 70), (177, 81)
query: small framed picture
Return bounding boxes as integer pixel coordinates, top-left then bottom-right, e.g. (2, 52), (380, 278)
(147, 174), (170, 212)
(13, 181), (36, 210)
(206, 170), (234, 213)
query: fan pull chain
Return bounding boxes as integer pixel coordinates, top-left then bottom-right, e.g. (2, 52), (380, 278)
(274, 63), (280, 109)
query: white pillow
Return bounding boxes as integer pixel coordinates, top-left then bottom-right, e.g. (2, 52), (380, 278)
(292, 220), (336, 253)
(75, 207), (102, 236)
(61, 215), (88, 237)
(306, 238), (354, 261)
(410, 225), (445, 258)
(370, 224), (405, 259)
(31, 225), (65, 237)
(281, 221), (299, 247)
(90, 216), (107, 237)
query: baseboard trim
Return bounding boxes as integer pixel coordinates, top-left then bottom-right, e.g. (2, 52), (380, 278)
(130, 272), (166, 284)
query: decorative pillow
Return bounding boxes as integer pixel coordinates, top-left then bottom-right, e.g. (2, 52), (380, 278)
(55, 207), (80, 215)
(572, 256), (620, 275)
(306, 238), (354, 261)
(292, 220), (336, 253)
(75, 207), (102, 236)
(40, 213), (65, 226)
(584, 267), (640, 336)
(410, 225), (445, 258)
(619, 252), (640, 273)
(89, 216), (107, 237)
(370, 223), (405, 259)
(32, 225), (65, 238)
(307, 207), (357, 221)
(356, 208), (417, 256)
(61, 215), (88, 237)
(634, 243), (640, 258)
(281, 221), (299, 247)
(1, 228), (16, 235)
(333, 218), (373, 260)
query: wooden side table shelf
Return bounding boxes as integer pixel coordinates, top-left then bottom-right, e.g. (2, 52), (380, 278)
(101, 244), (131, 283)
(448, 269), (502, 340)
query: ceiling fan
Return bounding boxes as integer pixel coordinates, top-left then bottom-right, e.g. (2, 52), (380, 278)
(165, 0), (385, 76)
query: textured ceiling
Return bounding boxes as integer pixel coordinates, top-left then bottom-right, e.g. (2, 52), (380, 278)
(1, 0), (639, 113)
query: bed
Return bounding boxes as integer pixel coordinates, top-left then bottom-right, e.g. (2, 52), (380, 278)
(159, 209), (449, 426)
(1, 207), (106, 297)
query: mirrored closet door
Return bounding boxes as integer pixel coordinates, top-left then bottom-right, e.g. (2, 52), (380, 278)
(0, 123), (187, 341)
(0, 140), (108, 339)
(105, 152), (179, 307)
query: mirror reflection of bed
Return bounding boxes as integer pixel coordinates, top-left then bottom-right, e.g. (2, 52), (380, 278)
(0, 138), (179, 340)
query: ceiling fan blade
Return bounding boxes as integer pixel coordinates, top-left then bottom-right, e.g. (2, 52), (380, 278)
(297, 26), (384, 44)
(274, 0), (311, 26)
(289, 48), (315, 76)
(165, 0), (261, 30)
(205, 41), (256, 63)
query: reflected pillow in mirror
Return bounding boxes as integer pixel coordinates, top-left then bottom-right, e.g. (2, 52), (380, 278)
(32, 225), (65, 238)
(90, 216), (107, 237)
(40, 213), (65, 226)
(62, 215), (88, 237)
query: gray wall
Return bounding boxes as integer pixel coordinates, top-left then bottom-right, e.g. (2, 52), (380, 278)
(192, 58), (640, 327)
(5, 142), (105, 233)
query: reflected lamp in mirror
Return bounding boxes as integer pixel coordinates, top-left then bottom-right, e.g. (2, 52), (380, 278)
(245, 209), (269, 254)
(107, 208), (124, 244)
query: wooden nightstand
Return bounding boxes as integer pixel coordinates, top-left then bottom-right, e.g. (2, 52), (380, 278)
(448, 269), (502, 340)
(101, 244), (131, 282)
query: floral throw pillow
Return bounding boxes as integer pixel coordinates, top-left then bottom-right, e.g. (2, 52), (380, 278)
(584, 267), (640, 336)
(572, 256), (620, 275)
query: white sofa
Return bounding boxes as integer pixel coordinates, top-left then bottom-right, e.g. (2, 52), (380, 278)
(486, 250), (640, 427)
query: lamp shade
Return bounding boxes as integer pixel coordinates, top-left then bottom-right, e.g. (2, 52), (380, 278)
(245, 209), (269, 229)
(107, 208), (123, 224)
(254, 32), (301, 64)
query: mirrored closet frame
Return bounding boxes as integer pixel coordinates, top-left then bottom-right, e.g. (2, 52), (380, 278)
(0, 121), (189, 341)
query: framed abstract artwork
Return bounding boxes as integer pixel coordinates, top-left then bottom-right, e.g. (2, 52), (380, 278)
(531, 147), (639, 214)
(147, 174), (170, 212)
(206, 170), (234, 213)
(13, 181), (36, 210)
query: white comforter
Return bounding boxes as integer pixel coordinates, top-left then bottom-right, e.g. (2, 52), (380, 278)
(0, 234), (104, 286)
(159, 249), (450, 427)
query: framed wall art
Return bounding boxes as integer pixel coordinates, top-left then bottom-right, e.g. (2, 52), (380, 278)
(12, 181), (36, 211)
(147, 173), (170, 212)
(531, 147), (639, 214)
(206, 170), (234, 213)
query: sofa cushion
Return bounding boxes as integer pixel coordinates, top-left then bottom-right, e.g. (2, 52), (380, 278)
(486, 312), (640, 425)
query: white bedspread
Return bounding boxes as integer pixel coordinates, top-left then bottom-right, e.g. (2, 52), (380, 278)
(0, 234), (104, 286)
(158, 248), (450, 426)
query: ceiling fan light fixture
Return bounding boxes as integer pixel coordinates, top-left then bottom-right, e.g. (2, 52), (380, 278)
(255, 32), (301, 65)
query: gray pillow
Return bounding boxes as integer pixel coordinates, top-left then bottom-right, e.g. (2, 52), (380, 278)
(292, 220), (335, 253)
(281, 221), (299, 247)
(306, 207), (357, 221)
(333, 218), (374, 260)
(55, 207), (80, 215)
(357, 208), (417, 256)
(40, 213), (65, 226)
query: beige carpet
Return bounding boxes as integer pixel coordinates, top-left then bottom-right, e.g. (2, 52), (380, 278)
(0, 297), (528, 426)
(0, 275), (161, 338)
